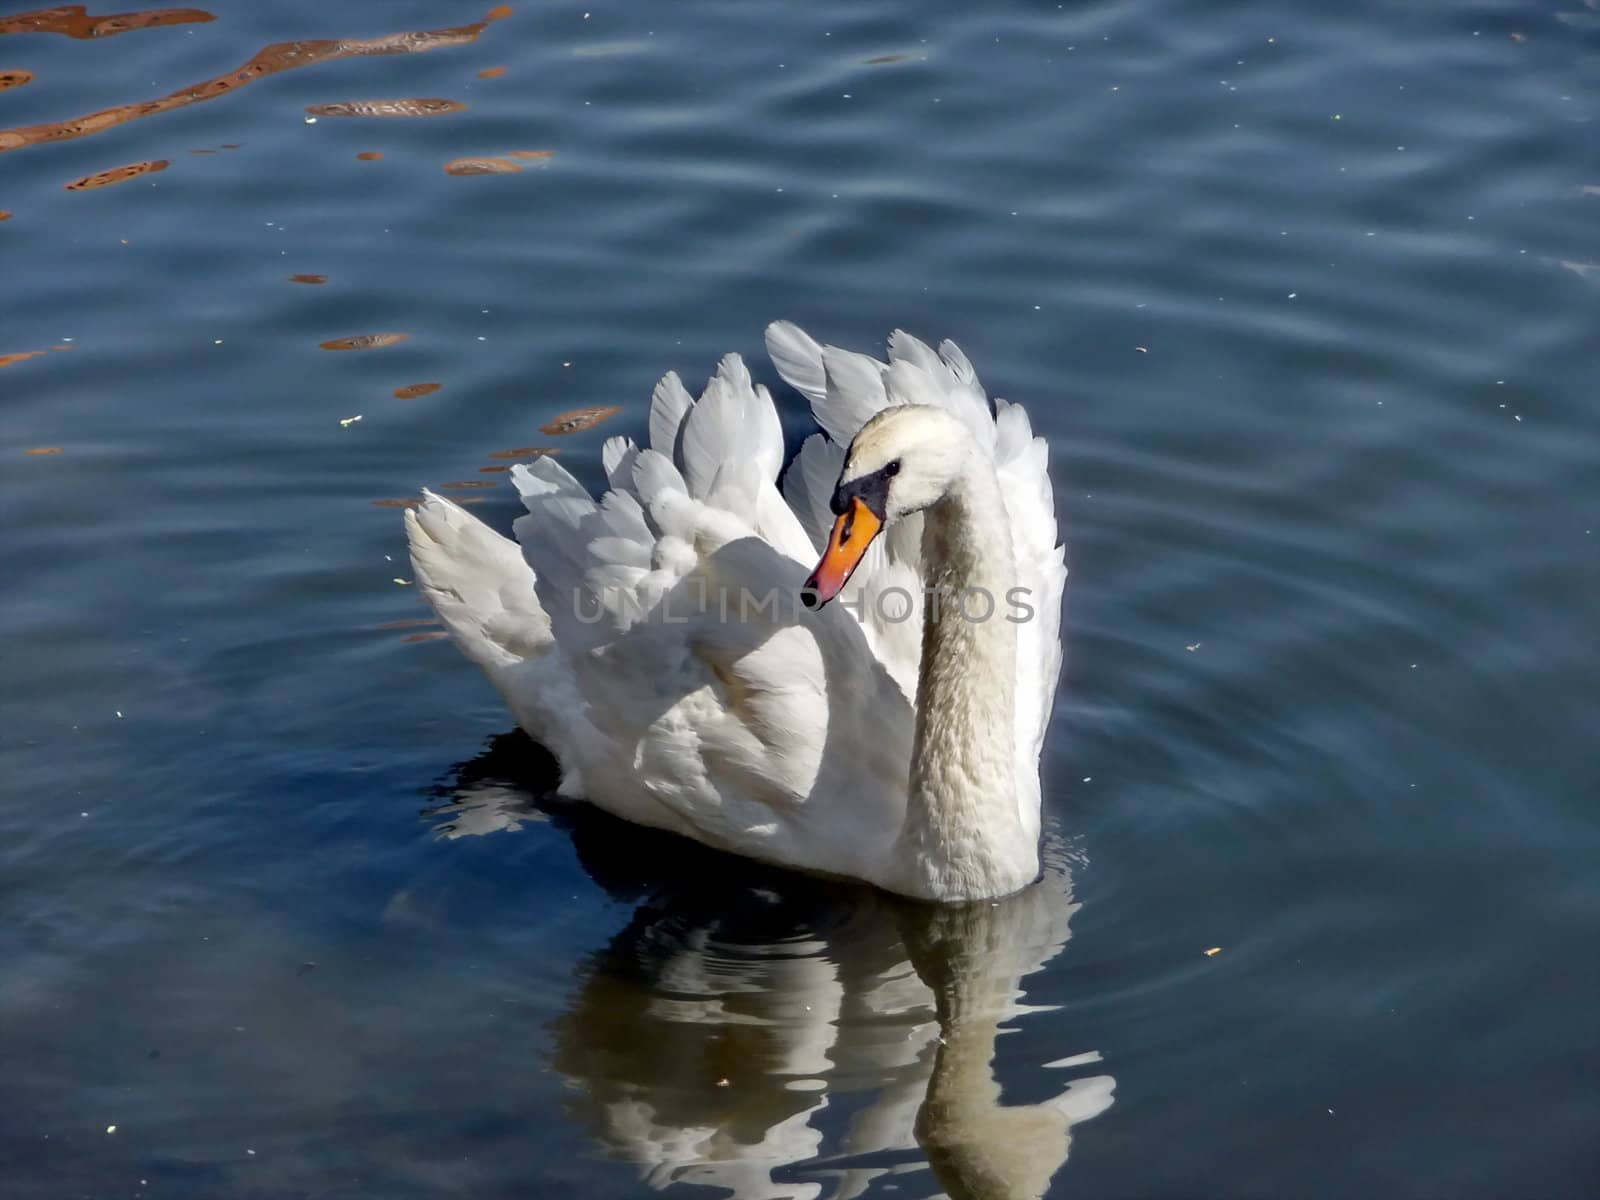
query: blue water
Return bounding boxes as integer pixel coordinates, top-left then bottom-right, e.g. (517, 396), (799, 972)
(3, 1), (1597, 1196)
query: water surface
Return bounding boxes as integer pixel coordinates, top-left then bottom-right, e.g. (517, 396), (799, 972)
(2, 1), (1597, 1196)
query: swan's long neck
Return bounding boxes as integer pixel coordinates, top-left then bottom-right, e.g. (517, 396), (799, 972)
(894, 459), (1037, 901)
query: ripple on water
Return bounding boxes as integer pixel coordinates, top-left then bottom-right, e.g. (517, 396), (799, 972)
(320, 333), (409, 351)
(0, 8), (508, 153)
(444, 156), (522, 176)
(540, 406), (622, 436)
(307, 99), (467, 118)
(0, 6), (213, 39)
(63, 159), (168, 190)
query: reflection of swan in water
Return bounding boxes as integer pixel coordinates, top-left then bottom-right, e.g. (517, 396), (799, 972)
(428, 735), (1114, 1200)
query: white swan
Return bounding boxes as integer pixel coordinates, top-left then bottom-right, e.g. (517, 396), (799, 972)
(405, 323), (1066, 901)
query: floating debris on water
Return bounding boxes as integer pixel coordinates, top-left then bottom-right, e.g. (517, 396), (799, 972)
(393, 382), (441, 398)
(540, 405), (621, 435)
(339, 414), (363, 427)
(1204, 947), (1222, 957)
(289, 273), (327, 284)
(321, 333), (409, 350)
(307, 98), (466, 118)
(64, 158), (168, 190)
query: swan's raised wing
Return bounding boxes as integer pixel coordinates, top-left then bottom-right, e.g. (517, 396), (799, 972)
(992, 397), (1066, 841)
(508, 356), (915, 873)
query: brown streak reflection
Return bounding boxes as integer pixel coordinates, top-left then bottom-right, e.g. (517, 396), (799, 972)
(444, 156), (520, 175)
(63, 157), (167, 189)
(486, 446), (559, 460)
(0, 70), (36, 89)
(540, 405), (621, 436)
(308, 98), (464, 117)
(0, 7), (213, 40)
(321, 333), (408, 350)
(0, 7), (511, 154)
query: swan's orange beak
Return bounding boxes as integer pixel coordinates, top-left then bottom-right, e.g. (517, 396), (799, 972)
(802, 497), (883, 609)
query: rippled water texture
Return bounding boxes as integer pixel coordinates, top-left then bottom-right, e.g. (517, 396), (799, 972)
(2, 1), (1596, 1197)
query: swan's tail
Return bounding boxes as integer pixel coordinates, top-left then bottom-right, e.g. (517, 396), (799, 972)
(404, 490), (553, 673)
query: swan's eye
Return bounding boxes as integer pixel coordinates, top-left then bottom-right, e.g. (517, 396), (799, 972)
(884, 459), (901, 478)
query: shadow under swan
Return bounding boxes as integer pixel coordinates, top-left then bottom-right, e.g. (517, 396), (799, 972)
(427, 733), (1114, 1200)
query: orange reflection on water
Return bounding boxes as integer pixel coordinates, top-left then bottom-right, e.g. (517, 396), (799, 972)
(441, 480), (496, 489)
(393, 382), (441, 398)
(0, 70), (35, 89)
(444, 155), (520, 175)
(0, 7), (511, 154)
(0, 6), (213, 39)
(355, 151), (383, 161)
(540, 405), (621, 435)
(1, 349), (50, 367)
(321, 333), (409, 351)
(24, 446), (65, 454)
(477, 65), (506, 78)
(64, 157), (167, 189)
(0, 210), (11, 220)
(289, 273), (327, 284)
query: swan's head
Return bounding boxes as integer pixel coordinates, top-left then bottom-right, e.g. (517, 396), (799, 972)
(802, 405), (971, 608)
